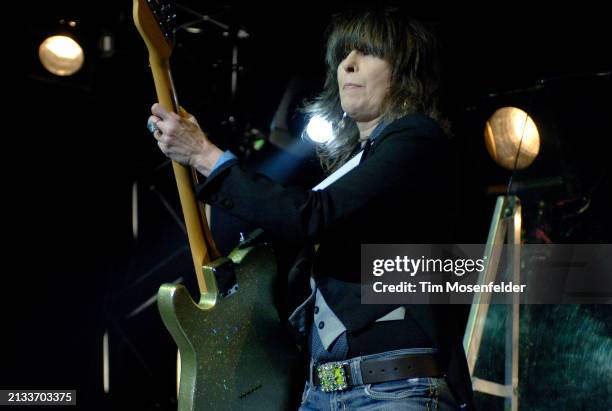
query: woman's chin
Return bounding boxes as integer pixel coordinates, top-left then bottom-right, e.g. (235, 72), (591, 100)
(347, 112), (379, 123)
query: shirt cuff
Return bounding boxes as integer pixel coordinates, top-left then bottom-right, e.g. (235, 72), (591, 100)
(195, 150), (239, 201)
(211, 150), (238, 173)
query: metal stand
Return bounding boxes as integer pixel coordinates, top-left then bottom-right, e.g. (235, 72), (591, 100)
(463, 195), (521, 411)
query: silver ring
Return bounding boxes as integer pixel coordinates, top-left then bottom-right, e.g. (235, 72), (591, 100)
(147, 118), (161, 134)
(147, 120), (156, 134)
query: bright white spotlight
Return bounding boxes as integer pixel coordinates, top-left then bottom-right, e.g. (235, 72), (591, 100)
(306, 115), (334, 143)
(38, 35), (84, 76)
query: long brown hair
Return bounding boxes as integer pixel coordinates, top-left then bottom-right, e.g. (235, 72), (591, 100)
(303, 7), (445, 173)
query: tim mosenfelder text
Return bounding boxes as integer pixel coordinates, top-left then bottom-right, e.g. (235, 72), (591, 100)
(370, 256), (526, 295)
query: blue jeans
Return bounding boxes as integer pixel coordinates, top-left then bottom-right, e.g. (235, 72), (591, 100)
(299, 349), (460, 411)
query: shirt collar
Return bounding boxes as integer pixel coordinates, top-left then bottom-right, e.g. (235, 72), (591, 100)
(368, 120), (387, 142)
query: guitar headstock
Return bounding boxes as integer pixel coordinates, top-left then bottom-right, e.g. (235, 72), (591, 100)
(133, 0), (177, 59)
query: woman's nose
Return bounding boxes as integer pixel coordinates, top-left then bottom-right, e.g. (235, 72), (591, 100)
(341, 50), (359, 73)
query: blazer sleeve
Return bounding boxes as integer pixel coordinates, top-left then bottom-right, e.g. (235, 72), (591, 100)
(196, 127), (449, 244)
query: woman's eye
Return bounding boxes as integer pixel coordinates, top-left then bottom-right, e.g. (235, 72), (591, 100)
(339, 48), (371, 61)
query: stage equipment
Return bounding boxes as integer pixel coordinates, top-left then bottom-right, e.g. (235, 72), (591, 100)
(38, 20), (84, 76)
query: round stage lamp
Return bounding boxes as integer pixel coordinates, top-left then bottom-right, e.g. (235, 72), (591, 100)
(306, 115), (333, 143)
(484, 106), (540, 170)
(38, 35), (84, 76)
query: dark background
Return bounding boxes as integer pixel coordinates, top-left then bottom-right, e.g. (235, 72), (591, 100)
(12, 0), (612, 409)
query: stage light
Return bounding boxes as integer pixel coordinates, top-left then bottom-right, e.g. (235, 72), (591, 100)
(484, 106), (540, 170)
(38, 34), (84, 76)
(99, 31), (115, 59)
(306, 115), (333, 143)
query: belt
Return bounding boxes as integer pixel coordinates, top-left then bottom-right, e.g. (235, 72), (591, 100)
(312, 353), (442, 392)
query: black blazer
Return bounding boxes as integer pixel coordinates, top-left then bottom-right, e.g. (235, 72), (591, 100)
(197, 114), (474, 409)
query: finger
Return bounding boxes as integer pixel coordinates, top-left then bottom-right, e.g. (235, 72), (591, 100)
(154, 117), (173, 136)
(157, 140), (169, 154)
(184, 114), (199, 126)
(153, 129), (163, 141)
(151, 103), (174, 120)
(177, 107), (198, 126)
(178, 106), (192, 118)
(180, 108), (198, 125)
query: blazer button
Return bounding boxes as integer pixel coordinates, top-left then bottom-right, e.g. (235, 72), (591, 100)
(221, 199), (234, 209)
(318, 321), (325, 329)
(209, 193), (218, 202)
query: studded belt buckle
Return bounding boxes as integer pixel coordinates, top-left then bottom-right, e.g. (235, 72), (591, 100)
(316, 361), (349, 392)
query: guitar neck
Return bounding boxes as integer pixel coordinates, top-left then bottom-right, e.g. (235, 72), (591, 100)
(134, 0), (220, 295)
(154, 58), (221, 291)
(149, 56), (179, 112)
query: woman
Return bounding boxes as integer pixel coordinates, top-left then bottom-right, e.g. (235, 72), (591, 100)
(148, 7), (473, 411)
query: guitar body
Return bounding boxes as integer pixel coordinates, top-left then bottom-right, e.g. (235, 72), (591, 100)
(158, 244), (301, 410)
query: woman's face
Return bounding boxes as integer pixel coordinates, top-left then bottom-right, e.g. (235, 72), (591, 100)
(337, 50), (392, 122)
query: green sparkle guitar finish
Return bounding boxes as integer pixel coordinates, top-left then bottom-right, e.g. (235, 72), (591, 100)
(158, 244), (299, 410)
